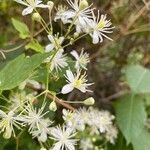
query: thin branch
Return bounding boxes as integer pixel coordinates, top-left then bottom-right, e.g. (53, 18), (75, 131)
(26, 83), (75, 111)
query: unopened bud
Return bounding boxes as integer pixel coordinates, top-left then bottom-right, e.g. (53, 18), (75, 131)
(79, 0), (89, 10)
(32, 13), (41, 22)
(49, 101), (57, 112)
(47, 1), (54, 10)
(3, 130), (11, 139)
(70, 38), (74, 45)
(83, 97), (95, 106)
(73, 32), (79, 39)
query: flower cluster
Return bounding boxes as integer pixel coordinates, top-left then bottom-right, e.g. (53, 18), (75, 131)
(0, 90), (117, 149)
(0, 0), (117, 149)
(63, 107), (118, 145)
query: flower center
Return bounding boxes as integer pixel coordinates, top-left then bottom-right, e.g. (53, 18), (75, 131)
(97, 21), (106, 29)
(74, 79), (83, 88)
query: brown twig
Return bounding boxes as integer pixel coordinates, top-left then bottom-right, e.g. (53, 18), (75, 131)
(102, 90), (129, 101)
(26, 83), (75, 111)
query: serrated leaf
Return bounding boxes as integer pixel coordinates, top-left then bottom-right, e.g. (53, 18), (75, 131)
(116, 95), (146, 144)
(12, 18), (30, 39)
(25, 39), (44, 53)
(126, 65), (150, 93)
(0, 53), (49, 90)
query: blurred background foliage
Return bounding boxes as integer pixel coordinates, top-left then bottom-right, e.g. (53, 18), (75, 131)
(0, 0), (150, 149)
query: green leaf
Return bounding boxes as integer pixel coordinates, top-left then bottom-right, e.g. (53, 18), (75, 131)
(25, 39), (44, 53)
(132, 128), (150, 150)
(116, 95), (146, 144)
(126, 65), (150, 93)
(0, 53), (49, 90)
(11, 18), (30, 39)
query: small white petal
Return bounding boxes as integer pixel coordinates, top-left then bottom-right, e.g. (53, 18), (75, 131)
(92, 31), (99, 44)
(22, 6), (34, 16)
(61, 84), (74, 94)
(45, 44), (54, 52)
(36, 4), (49, 8)
(66, 70), (75, 82)
(70, 50), (79, 60)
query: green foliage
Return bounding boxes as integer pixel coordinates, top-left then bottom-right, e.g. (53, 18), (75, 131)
(11, 18), (30, 39)
(126, 65), (150, 93)
(116, 65), (150, 150)
(116, 95), (146, 144)
(25, 39), (45, 53)
(0, 53), (49, 90)
(131, 128), (150, 150)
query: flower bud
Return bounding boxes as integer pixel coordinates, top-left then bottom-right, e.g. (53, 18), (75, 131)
(83, 97), (95, 106)
(49, 101), (57, 112)
(47, 1), (54, 10)
(70, 38), (74, 45)
(73, 32), (79, 39)
(79, 0), (89, 10)
(32, 13), (41, 22)
(3, 129), (12, 139)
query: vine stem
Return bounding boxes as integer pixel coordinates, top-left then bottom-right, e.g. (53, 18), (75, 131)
(26, 83), (75, 111)
(15, 129), (26, 150)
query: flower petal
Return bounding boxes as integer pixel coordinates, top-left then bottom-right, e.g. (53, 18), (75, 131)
(61, 84), (74, 94)
(22, 6), (33, 16)
(66, 70), (75, 82)
(70, 50), (79, 60)
(92, 31), (99, 44)
(45, 44), (54, 52)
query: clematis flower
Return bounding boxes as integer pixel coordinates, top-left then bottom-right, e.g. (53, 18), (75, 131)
(21, 103), (52, 142)
(54, 5), (75, 24)
(45, 49), (68, 72)
(67, 0), (93, 33)
(61, 70), (93, 94)
(14, 0), (49, 16)
(50, 125), (77, 150)
(0, 110), (22, 139)
(71, 50), (90, 70)
(87, 11), (115, 44)
(45, 34), (64, 52)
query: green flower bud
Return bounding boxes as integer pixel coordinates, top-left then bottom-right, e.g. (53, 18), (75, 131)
(79, 0), (89, 10)
(83, 97), (95, 106)
(47, 1), (54, 10)
(32, 13), (41, 22)
(3, 130), (12, 139)
(73, 32), (79, 39)
(49, 101), (57, 112)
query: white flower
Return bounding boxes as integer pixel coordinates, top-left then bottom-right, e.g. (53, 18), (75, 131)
(61, 70), (93, 94)
(66, 0), (93, 33)
(87, 11), (114, 44)
(22, 103), (52, 142)
(54, 5), (75, 24)
(79, 138), (93, 150)
(31, 118), (52, 142)
(62, 109), (85, 131)
(45, 50), (68, 71)
(71, 50), (90, 70)
(14, 0), (48, 16)
(0, 110), (22, 139)
(50, 125), (77, 150)
(105, 125), (118, 144)
(97, 111), (115, 133)
(45, 34), (64, 52)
